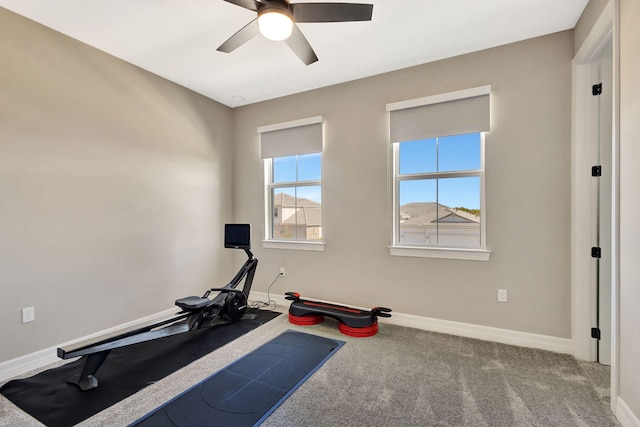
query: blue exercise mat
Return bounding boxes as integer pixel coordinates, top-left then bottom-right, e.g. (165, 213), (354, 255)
(130, 330), (344, 427)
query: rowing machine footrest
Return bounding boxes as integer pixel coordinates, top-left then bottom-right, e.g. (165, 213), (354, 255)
(175, 296), (211, 311)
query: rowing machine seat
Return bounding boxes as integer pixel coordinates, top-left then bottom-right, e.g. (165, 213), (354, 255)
(175, 296), (212, 311)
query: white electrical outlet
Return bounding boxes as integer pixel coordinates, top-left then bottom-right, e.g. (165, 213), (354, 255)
(22, 306), (35, 323)
(280, 267), (286, 276)
(498, 289), (508, 303)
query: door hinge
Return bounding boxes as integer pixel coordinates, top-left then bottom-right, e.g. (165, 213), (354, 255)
(592, 165), (602, 177)
(592, 83), (602, 96)
(591, 327), (601, 340)
(591, 247), (602, 258)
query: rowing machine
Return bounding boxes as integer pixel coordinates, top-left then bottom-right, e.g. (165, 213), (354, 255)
(58, 224), (257, 391)
(285, 292), (392, 337)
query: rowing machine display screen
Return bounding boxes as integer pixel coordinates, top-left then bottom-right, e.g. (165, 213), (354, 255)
(225, 224), (251, 249)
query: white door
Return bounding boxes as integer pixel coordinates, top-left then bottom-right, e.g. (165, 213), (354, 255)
(591, 42), (613, 366)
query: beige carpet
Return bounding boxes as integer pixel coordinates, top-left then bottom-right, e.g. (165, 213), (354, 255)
(0, 308), (618, 426)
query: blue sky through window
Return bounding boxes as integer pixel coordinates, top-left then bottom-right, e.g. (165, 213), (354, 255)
(399, 133), (481, 209)
(273, 153), (321, 184)
(273, 153), (322, 203)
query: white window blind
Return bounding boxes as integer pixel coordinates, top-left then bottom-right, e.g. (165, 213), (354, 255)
(387, 86), (491, 142)
(258, 116), (324, 159)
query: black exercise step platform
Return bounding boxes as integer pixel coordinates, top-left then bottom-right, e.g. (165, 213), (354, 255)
(285, 292), (391, 337)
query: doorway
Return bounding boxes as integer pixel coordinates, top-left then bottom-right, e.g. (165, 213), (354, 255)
(571, 0), (618, 412)
(570, 0), (616, 370)
(591, 42), (613, 366)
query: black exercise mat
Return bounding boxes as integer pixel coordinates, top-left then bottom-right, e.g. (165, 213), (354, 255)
(1, 309), (280, 427)
(131, 330), (344, 427)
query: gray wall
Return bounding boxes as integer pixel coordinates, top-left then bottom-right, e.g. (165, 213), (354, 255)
(234, 31), (574, 339)
(0, 6), (580, 365)
(0, 8), (234, 362)
(619, 0), (640, 419)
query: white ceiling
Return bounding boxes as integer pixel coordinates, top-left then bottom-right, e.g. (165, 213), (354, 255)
(1, 0), (588, 107)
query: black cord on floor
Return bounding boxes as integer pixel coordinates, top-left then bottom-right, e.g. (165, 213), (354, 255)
(249, 272), (282, 311)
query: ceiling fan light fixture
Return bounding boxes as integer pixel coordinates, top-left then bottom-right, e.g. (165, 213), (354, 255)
(258, 9), (293, 41)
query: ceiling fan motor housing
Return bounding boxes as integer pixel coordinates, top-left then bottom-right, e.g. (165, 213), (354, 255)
(257, 0), (293, 17)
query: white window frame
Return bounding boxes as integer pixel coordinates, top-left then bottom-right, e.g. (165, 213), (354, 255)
(259, 116), (325, 252)
(387, 87), (492, 261)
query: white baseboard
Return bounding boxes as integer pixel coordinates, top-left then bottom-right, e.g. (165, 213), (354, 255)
(0, 346), (61, 385)
(250, 292), (573, 354)
(0, 307), (178, 384)
(384, 312), (573, 354)
(0, 294), (575, 384)
(617, 397), (640, 427)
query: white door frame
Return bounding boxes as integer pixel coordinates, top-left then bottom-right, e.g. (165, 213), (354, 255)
(571, 0), (619, 413)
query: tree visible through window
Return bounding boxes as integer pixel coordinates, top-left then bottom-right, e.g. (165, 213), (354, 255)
(269, 153), (322, 241)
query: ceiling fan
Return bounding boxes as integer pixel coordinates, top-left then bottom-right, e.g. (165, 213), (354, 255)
(217, 0), (374, 65)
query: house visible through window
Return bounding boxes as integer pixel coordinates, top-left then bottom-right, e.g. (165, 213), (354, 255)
(387, 86), (491, 260)
(271, 153), (322, 240)
(259, 116), (324, 249)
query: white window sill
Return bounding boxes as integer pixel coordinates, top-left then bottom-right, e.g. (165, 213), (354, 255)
(262, 240), (325, 252)
(389, 246), (491, 261)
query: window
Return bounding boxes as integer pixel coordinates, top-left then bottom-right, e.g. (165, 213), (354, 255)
(396, 133), (483, 247)
(387, 86), (491, 261)
(259, 117), (324, 251)
(270, 153), (322, 241)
